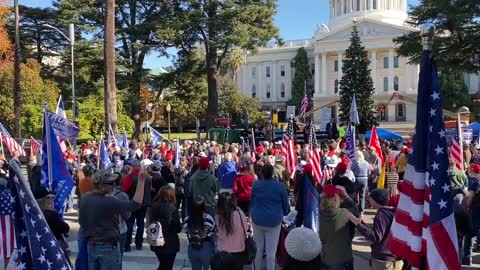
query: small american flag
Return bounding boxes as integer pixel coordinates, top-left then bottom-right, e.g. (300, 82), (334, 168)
(0, 122), (26, 156)
(0, 187), (15, 262)
(9, 162), (72, 270)
(449, 116), (463, 171)
(300, 83), (309, 119)
(282, 117), (297, 179)
(323, 166), (335, 184)
(308, 121), (322, 184)
(388, 49), (460, 269)
(30, 137), (41, 156)
(58, 138), (68, 154)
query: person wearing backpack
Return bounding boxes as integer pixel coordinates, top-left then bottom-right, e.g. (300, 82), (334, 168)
(149, 185), (182, 270)
(184, 196), (216, 270)
(215, 192), (248, 270)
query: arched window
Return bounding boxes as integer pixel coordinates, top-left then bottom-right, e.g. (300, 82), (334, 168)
(334, 79), (339, 94)
(252, 85), (256, 98)
(394, 76), (399, 91)
(383, 77), (389, 92)
(373, 0), (377, 9)
(396, 103), (406, 121)
(266, 84), (271, 99)
(280, 83), (285, 98)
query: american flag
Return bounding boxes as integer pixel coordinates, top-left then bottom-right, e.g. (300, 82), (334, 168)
(58, 138), (68, 154)
(0, 122), (11, 137)
(0, 187), (15, 262)
(323, 166), (335, 184)
(308, 121), (322, 184)
(30, 137), (41, 156)
(449, 116), (463, 171)
(0, 122), (26, 156)
(9, 162), (72, 270)
(388, 50), (461, 269)
(282, 117), (297, 179)
(300, 83), (309, 119)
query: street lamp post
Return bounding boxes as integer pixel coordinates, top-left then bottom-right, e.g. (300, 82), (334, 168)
(166, 102), (171, 140)
(44, 23), (76, 150)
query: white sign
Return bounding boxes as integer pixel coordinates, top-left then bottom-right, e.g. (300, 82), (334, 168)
(319, 107), (332, 131)
(286, 106), (296, 119)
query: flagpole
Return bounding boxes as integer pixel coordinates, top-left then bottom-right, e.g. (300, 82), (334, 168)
(97, 134), (102, 169)
(44, 102), (54, 191)
(0, 131), (4, 156)
(251, 128), (256, 149)
(304, 80), (307, 123)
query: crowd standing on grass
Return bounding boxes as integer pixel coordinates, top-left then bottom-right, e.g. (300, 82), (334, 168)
(1, 127), (479, 270)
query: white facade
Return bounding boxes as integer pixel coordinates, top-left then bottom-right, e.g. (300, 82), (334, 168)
(236, 0), (420, 125)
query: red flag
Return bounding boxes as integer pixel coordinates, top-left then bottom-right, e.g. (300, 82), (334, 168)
(369, 125), (384, 165)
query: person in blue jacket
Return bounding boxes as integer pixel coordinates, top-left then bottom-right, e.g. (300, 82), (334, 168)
(216, 152), (237, 193)
(251, 164), (290, 270)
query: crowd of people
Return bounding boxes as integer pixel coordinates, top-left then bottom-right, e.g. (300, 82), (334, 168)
(5, 133), (480, 270)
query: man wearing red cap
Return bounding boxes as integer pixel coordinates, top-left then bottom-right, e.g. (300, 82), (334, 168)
(189, 157), (219, 214)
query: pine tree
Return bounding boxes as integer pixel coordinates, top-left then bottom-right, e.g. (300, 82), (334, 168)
(339, 24), (378, 134)
(289, 47), (312, 113)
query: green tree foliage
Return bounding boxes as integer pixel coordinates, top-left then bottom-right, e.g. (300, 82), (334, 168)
(339, 24), (377, 134)
(158, 0), (280, 129)
(217, 78), (263, 123)
(289, 47), (312, 112)
(394, 0), (480, 73)
(438, 67), (470, 111)
(0, 59), (59, 137)
(76, 86), (134, 139)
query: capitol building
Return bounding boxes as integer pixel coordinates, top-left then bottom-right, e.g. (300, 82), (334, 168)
(234, 0), (479, 130)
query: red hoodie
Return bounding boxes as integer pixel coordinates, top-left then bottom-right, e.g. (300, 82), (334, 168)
(233, 173), (255, 203)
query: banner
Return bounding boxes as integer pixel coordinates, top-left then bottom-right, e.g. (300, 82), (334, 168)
(46, 111), (80, 140)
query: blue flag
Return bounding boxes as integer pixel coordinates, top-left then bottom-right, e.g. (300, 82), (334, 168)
(100, 139), (111, 169)
(46, 111), (80, 140)
(41, 113), (75, 216)
(174, 139), (181, 168)
(345, 124), (356, 163)
(349, 94), (360, 125)
(303, 174), (320, 233)
(9, 162), (72, 270)
(122, 128), (128, 148)
(149, 127), (164, 147)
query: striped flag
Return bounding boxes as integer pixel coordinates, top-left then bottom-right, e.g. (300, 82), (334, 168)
(0, 122), (11, 137)
(449, 116), (463, 171)
(300, 82), (309, 119)
(308, 121), (322, 184)
(0, 187), (15, 262)
(30, 137), (41, 156)
(282, 117), (297, 179)
(388, 49), (460, 269)
(323, 166), (335, 185)
(0, 123), (26, 156)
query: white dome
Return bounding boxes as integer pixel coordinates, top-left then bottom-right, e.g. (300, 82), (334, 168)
(329, 0), (408, 30)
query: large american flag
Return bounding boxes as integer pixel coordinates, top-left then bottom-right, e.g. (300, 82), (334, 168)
(449, 117), (463, 171)
(300, 84), (309, 119)
(9, 162), (72, 270)
(0, 122), (26, 156)
(0, 187), (15, 262)
(308, 121), (322, 184)
(282, 117), (297, 179)
(388, 50), (461, 269)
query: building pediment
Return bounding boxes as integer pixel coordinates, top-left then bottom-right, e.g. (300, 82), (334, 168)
(315, 19), (415, 42)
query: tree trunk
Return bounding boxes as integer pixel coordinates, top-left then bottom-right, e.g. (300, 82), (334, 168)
(13, 0), (22, 138)
(206, 46), (218, 131)
(131, 64), (143, 140)
(104, 0), (118, 135)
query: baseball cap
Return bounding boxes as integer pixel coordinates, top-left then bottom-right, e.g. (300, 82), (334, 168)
(93, 169), (118, 185)
(33, 187), (55, 200)
(322, 184), (341, 198)
(471, 164), (480, 173)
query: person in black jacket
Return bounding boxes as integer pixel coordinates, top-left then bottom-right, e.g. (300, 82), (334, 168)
(35, 187), (71, 265)
(149, 185), (182, 270)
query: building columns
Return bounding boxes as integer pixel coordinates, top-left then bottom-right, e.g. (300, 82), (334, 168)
(322, 52), (327, 95)
(371, 49), (377, 90)
(389, 48), (394, 91)
(368, 0), (373, 9)
(337, 51), (343, 87)
(314, 54), (321, 97)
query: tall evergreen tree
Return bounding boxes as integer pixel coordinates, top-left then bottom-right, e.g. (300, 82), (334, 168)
(289, 47), (312, 113)
(339, 24), (377, 134)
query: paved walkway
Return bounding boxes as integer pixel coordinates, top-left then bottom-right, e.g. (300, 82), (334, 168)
(64, 207), (479, 269)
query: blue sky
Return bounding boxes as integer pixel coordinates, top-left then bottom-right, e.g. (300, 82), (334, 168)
(19, 0), (420, 69)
